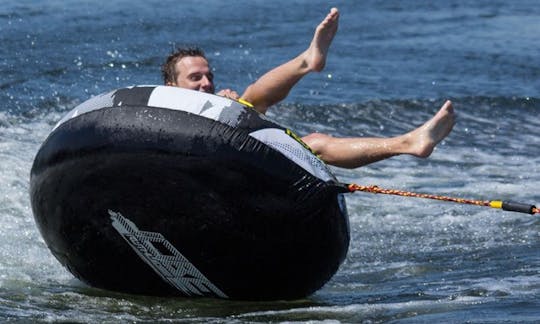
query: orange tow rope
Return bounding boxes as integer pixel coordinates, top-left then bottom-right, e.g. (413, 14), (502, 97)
(347, 183), (539, 215)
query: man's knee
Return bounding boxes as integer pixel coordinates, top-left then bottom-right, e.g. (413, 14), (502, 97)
(302, 133), (333, 155)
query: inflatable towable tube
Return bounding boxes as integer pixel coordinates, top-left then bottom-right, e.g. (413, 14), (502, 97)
(30, 86), (350, 300)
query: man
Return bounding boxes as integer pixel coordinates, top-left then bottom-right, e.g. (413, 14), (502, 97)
(161, 8), (455, 169)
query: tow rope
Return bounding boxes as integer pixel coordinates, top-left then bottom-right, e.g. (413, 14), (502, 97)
(347, 183), (539, 215)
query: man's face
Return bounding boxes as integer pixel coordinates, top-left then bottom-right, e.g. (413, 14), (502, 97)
(170, 56), (215, 93)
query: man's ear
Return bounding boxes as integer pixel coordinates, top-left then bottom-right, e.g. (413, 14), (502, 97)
(166, 81), (175, 86)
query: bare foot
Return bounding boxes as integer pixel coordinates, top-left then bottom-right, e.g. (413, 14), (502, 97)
(305, 7), (339, 72)
(407, 100), (455, 158)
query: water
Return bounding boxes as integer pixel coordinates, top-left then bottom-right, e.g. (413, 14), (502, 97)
(1, 0), (539, 322)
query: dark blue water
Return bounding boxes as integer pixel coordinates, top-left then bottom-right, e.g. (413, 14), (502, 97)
(1, 1), (539, 322)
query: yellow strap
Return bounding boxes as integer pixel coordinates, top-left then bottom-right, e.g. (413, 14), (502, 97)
(285, 129), (322, 158)
(237, 98), (254, 108)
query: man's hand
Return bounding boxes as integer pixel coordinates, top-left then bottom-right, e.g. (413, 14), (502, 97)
(216, 89), (239, 100)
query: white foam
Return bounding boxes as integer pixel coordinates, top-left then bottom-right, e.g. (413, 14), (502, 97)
(0, 111), (72, 292)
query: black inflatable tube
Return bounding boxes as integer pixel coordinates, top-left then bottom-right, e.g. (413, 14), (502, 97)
(30, 86), (350, 300)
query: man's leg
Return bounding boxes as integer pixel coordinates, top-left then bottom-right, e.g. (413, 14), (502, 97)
(241, 8), (339, 114)
(302, 101), (455, 168)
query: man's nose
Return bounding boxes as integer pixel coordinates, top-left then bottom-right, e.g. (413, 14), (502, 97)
(200, 76), (213, 91)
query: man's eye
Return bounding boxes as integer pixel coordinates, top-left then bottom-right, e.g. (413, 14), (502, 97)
(190, 75), (202, 81)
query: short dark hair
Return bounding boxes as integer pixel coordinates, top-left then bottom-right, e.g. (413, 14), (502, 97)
(161, 46), (207, 85)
